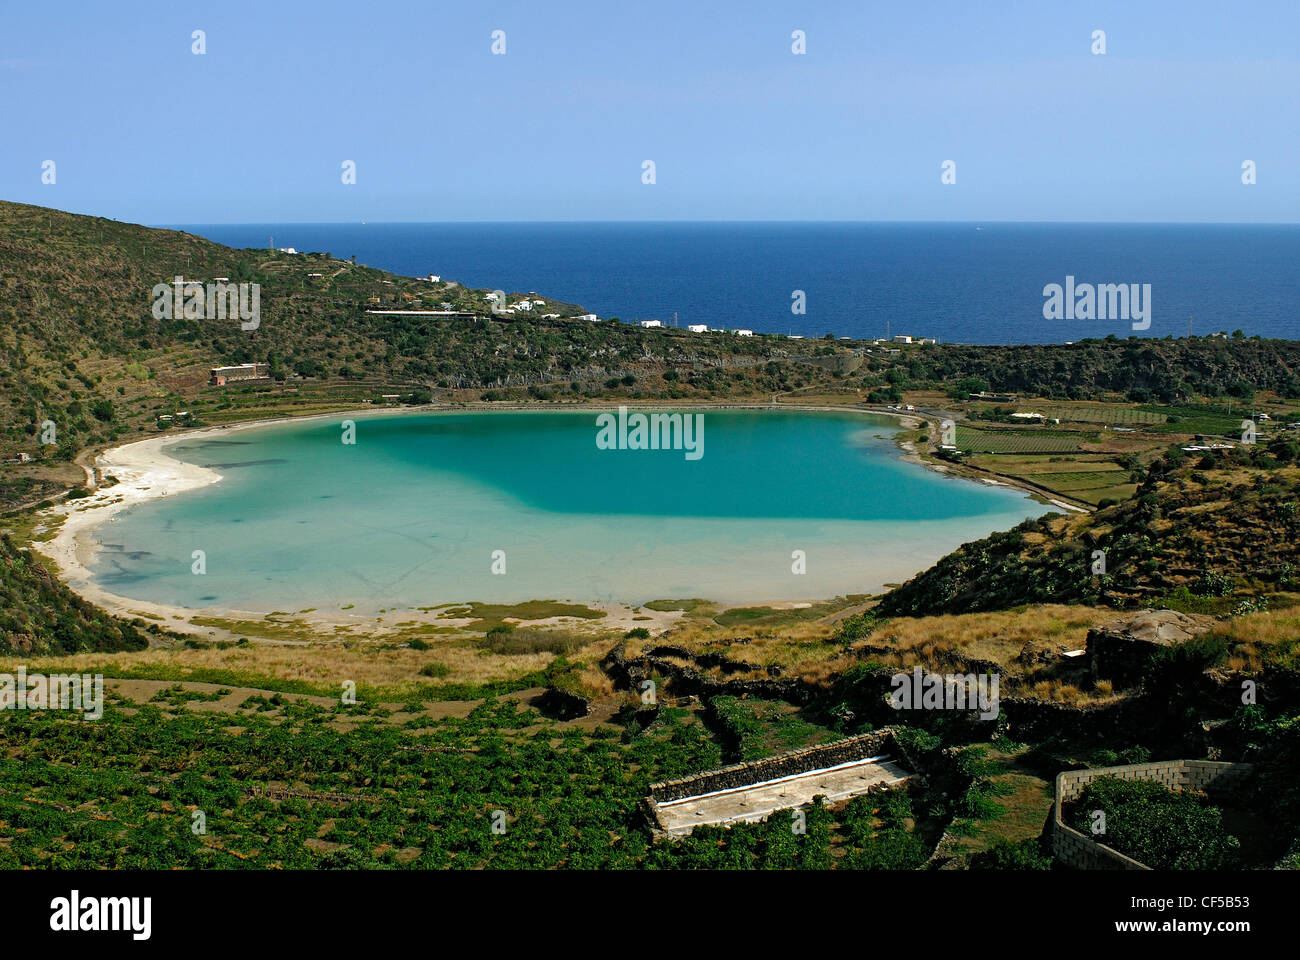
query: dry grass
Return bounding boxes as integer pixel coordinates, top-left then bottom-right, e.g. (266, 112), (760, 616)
(0, 629), (613, 698)
(628, 602), (1120, 698)
(1211, 604), (1300, 672)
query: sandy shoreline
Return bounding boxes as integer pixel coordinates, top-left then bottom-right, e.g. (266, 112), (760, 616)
(28, 401), (1043, 638)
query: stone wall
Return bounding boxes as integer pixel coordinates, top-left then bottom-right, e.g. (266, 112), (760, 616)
(1051, 759), (1254, 870)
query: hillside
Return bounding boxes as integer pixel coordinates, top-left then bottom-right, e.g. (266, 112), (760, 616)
(0, 201), (860, 467)
(4, 201), (1299, 481)
(0, 535), (155, 655)
(878, 438), (1300, 618)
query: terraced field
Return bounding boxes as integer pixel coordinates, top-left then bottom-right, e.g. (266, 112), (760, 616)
(964, 453), (1138, 505)
(1039, 405), (1167, 426)
(955, 426), (1091, 454)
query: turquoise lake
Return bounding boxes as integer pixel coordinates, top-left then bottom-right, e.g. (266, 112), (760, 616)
(90, 410), (1047, 612)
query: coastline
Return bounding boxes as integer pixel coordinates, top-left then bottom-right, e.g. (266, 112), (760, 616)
(30, 401), (1050, 636)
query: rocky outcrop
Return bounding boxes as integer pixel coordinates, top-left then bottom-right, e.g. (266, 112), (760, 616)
(1087, 609), (1214, 689)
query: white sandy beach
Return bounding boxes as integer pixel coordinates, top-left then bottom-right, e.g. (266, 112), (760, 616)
(29, 412), (691, 639)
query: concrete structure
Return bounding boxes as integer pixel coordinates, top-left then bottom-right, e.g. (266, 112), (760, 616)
(209, 363), (269, 386)
(734, 329), (753, 337)
(577, 314), (599, 322)
(1052, 760), (1253, 870)
(892, 335), (913, 344)
(687, 324), (708, 333)
(646, 728), (915, 836)
(640, 319), (662, 328)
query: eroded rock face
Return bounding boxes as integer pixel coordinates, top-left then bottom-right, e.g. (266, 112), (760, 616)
(1087, 609), (1215, 688)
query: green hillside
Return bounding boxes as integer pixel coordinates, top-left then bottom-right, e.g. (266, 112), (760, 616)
(878, 438), (1300, 618)
(0, 535), (156, 655)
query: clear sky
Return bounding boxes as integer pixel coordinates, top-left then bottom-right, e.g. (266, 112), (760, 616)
(2, 0), (1297, 224)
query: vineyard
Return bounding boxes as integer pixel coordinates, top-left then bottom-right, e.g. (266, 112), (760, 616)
(955, 426), (1090, 454)
(0, 689), (969, 870)
(1038, 405), (1166, 426)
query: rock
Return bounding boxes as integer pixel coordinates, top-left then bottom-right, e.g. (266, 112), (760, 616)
(1087, 608), (1215, 688)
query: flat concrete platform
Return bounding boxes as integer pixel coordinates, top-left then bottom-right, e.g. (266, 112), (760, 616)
(654, 755), (912, 835)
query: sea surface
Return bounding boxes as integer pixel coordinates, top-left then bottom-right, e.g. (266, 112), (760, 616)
(91, 410), (1046, 613)
(171, 221), (1300, 344)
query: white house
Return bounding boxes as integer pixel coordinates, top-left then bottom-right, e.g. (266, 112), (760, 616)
(893, 335), (913, 344)
(427, 275), (441, 282)
(577, 313), (600, 322)
(734, 329), (754, 337)
(687, 324), (708, 333)
(640, 320), (662, 328)
(1010, 412), (1046, 423)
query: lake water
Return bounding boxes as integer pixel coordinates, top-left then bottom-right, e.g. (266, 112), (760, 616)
(91, 410), (1046, 612)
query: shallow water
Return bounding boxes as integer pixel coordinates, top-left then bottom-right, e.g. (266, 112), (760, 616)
(91, 410), (1047, 612)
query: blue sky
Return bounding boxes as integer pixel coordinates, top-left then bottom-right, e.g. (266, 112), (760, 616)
(1, 0), (1297, 223)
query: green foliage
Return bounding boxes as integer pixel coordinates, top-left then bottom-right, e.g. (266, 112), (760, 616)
(0, 536), (152, 655)
(1069, 777), (1240, 869)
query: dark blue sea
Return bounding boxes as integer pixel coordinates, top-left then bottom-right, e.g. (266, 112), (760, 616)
(169, 222), (1300, 345)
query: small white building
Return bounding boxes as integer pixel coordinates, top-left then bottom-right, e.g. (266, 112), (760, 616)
(427, 275), (441, 282)
(640, 320), (662, 328)
(687, 324), (709, 333)
(734, 329), (754, 337)
(1010, 412), (1046, 423)
(893, 335), (913, 344)
(577, 314), (600, 322)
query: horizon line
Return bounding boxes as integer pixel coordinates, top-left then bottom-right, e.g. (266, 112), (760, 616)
(155, 218), (1300, 229)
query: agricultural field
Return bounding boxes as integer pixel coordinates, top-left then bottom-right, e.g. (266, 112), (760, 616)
(965, 454), (1137, 505)
(1037, 404), (1167, 426)
(955, 426), (1093, 454)
(0, 682), (974, 870)
(1140, 404), (1251, 437)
